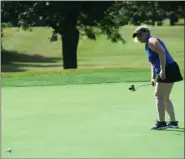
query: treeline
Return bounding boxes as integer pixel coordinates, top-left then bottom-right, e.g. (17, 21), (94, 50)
(2, 1), (184, 28)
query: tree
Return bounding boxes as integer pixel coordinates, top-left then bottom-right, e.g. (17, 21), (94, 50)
(118, 1), (184, 26)
(1, 27), (3, 51)
(1, 1), (126, 69)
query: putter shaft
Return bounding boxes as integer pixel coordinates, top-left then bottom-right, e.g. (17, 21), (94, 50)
(135, 83), (151, 89)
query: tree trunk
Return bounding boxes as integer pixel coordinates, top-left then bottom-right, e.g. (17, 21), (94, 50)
(1, 28), (3, 51)
(61, 27), (79, 69)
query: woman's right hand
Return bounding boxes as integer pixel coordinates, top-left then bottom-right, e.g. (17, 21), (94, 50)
(151, 79), (156, 87)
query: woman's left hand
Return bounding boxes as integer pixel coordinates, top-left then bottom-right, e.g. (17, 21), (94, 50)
(160, 70), (166, 80)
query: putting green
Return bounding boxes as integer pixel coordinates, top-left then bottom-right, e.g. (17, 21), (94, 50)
(2, 82), (184, 158)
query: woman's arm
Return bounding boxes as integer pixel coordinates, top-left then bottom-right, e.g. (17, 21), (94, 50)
(151, 64), (156, 80)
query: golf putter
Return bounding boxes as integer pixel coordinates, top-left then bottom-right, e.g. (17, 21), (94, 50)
(129, 83), (151, 91)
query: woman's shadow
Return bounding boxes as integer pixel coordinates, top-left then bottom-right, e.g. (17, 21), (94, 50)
(162, 127), (184, 133)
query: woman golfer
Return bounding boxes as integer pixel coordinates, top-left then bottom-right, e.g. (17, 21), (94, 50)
(132, 25), (183, 130)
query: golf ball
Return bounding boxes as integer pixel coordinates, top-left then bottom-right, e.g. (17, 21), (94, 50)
(7, 148), (12, 153)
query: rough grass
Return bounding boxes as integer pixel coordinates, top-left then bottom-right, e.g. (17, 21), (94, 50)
(2, 68), (184, 87)
(2, 25), (184, 71)
(2, 25), (184, 87)
(2, 68), (151, 87)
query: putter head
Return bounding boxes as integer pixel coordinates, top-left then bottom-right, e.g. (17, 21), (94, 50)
(129, 84), (136, 91)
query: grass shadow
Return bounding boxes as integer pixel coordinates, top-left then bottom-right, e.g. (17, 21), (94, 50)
(162, 128), (184, 132)
(11, 63), (62, 68)
(1, 65), (26, 72)
(1, 49), (62, 72)
(175, 23), (184, 26)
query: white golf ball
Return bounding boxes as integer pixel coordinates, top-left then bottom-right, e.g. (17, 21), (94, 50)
(7, 148), (12, 153)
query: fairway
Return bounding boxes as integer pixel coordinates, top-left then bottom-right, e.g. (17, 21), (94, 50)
(2, 26), (184, 72)
(2, 82), (184, 158)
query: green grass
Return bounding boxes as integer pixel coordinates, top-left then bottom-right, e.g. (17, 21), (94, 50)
(2, 25), (184, 87)
(2, 82), (184, 158)
(2, 25), (184, 73)
(1, 25), (184, 158)
(1, 68), (150, 87)
(1, 68), (184, 87)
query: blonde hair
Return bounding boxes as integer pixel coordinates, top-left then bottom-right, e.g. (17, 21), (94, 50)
(135, 24), (150, 33)
(133, 24), (150, 43)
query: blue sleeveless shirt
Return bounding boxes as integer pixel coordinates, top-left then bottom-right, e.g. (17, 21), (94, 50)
(145, 36), (175, 74)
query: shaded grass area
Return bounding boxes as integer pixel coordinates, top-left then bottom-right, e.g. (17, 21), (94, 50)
(2, 68), (184, 87)
(1, 49), (61, 72)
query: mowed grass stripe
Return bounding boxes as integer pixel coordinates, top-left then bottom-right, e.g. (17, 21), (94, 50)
(2, 68), (184, 87)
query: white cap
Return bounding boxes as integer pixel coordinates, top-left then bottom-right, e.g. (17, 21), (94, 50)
(132, 25), (150, 38)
